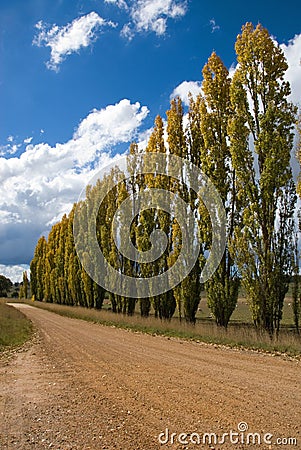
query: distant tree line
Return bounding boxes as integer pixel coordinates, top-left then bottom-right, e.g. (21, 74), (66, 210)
(30, 23), (301, 336)
(19, 271), (29, 299)
(0, 273), (30, 298)
(0, 275), (13, 297)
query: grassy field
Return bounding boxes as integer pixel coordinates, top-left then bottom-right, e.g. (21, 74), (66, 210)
(99, 295), (297, 327)
(0, 300), (33, 352)
(18, 298), (301, 357)
(196, 297), (296, 326)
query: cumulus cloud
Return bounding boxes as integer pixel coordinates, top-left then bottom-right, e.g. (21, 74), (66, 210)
(0, 144), (18, 157)
(33, 12), (117, 71)
(170, 81), (202, 106)
(280, 34), (301, 107)
(109, 0), (187, 38)
(0, 99), (149, 268)
(121, 23), (134, 40)
(104, 0), (128, 8)
(278, 34), (301, 181)
(0, 136), (21, 157)
(0, 264), (30, 283)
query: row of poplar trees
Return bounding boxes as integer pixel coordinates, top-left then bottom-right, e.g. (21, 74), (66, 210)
(30, 23), (301, 335)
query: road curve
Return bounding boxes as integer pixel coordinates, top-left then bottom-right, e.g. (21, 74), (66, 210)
(0, 303), (300, 449)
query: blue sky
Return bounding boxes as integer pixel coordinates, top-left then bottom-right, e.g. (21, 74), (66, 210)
(1, 0), (301, 281)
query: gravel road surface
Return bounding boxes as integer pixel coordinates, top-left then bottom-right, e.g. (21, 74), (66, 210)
(0, 304), (300, 449)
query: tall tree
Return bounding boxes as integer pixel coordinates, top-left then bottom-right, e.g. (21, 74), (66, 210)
(0, 275), (12, 297)
(198, 52), (240, 327)
(292, 234), (300, 334)
(30, 236), (47, 301)
(135, 115), (176, 319)
(228, 23), (297, 335)
(23, 271), (29, 299)
(167, 98), (201, 323)
(294, 113), (301, 334)
(297, 111), (301, 198)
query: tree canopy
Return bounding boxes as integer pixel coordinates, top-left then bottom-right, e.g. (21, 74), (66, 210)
(30, 22), (299, 335)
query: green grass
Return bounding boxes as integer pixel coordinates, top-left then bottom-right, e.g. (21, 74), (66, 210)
(99, 294), (297, 327)
(0, 301), (33, 351)
(22, 299), (301, 358)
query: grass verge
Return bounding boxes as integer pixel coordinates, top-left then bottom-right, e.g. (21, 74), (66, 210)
(0, 302), (34, 352)
(20, 299), (301, 358)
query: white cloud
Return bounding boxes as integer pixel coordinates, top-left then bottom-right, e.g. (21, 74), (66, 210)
(104, 0), (128, 8)
(209, 18), (220, 33)
(136, 126), (154, 150)
(0, 99), (149, 267)
(0, 135), (21, 157)
(0, 142), (21, 157)
(33, 12), (117, 71)
(280, 34), (301, 107)
(170, 81), (202, 106)
(121, 23), (134, 40)
(0, 264), (29, 283)
(110, 0), (187, 38)
(24, 137), (33, 144)
(131, 0), (187, 35)
(279, 35), (301, 182)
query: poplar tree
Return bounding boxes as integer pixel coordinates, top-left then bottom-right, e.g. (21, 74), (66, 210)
(136, 115), (176, 319)
(85, 183), (106, 309)
(294, 114), (301, 334)
(228, 23), (297, 335)
(57, 215), (68, 304)
(292, 236), (300, 334)
(167, 98), (201, 323)
(19, 284), (24, 299)
(23, 271), (29, 299)
(30, 236), (47, 301)
(297, 112), (301, 198)
(65, 207), (77, 306)
(199, 52), (240, 327)
(47, 223), (61, 303)
(116, 174), (136, 315)
(98, 168), (126, 313)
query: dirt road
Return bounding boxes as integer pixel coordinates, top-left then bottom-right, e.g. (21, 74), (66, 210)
(0, 304), (300, 449)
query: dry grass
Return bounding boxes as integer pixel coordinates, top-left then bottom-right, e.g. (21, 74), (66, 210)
(0, 301), (33, 351)
(20, 299), (301, 357)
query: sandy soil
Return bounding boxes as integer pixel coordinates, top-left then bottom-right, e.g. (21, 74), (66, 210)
(0, 303), (300, 450)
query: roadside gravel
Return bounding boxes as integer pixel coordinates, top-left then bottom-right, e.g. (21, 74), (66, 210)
(0, 304), (300, 449)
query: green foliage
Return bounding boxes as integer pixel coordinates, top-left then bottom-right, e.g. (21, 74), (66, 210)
(229, 23), (297, 335)
(292, 241), (300, 334)
(0, 303), (33, 350)
(297, 113), (301, 198)
(30, 205), (105, 309)
(167, 98), (202, 323)
(23, 271), (29, 299)
(197, 51), (240, 327)
(0, 275), (12, 297)
(30, 21), (299, 336)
